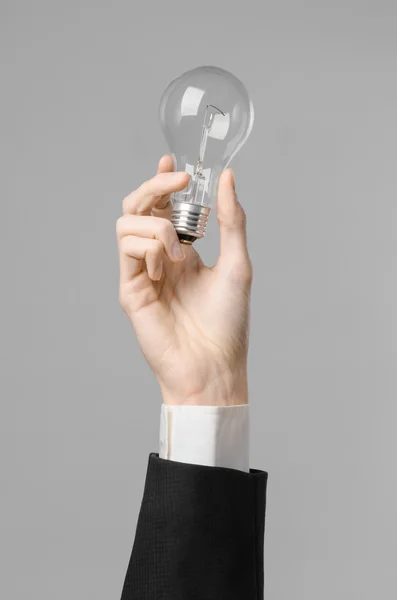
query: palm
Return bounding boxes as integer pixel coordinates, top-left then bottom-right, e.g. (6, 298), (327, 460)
(123, 244), (250, 402)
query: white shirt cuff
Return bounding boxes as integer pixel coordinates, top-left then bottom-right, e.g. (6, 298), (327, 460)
(159, 403), (249, 473)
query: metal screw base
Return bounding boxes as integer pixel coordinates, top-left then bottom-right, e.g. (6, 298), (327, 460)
(171, 201), (211, 243)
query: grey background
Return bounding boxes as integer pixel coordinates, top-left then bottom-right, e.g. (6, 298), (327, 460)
(1, 1), (396, 598)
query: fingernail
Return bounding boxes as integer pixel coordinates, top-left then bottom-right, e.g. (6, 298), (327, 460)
(172, 241), (185, 261)
(153, 262), (163, 280)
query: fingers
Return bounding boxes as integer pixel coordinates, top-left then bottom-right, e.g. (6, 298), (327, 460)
(123, 169), (190, 216)
(214, 169), (253, 284)
(153, 154), (175, 214)
(117, 215), (185, 262)
(117, 215), (185, 283)
(119, 236), (165, 281)
(118, 156), (188, 286)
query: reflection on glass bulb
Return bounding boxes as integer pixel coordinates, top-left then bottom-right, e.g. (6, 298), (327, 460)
(159, 65), (254, 244)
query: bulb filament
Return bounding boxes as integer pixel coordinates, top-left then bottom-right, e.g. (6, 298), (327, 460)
(189, 104), (225, 205)
(195, 104), (225, 175)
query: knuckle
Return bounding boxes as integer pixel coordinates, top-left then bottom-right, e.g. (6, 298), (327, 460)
(138, 179), (152, 197)
(118, 289), (128, 311)
(150, 238), (163, 256)
(239, 204), (247, 222)
(217, 202), (247, 230)
(119, 235), (130, 254)
(122, 195), (131, 214)
(235, 202), (247, 226)
(157, 217), (174, 238)
(116, 216), (124, 236)
(137, 180), (147, 194)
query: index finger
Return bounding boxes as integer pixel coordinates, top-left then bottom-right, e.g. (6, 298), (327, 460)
(123, 172), (190, 216)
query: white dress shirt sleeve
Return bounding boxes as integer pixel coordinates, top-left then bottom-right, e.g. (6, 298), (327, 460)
(159, 403), (249, 473)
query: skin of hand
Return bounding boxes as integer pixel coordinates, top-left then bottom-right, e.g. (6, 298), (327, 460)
(116, 155), (253, 407)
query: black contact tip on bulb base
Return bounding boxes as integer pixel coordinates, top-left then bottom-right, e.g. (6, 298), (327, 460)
(177, 232), (197, 245)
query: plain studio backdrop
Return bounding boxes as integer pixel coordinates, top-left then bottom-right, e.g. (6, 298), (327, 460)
(1, 1), (396, 598)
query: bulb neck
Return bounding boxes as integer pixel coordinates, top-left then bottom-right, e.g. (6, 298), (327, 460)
(171, 201), (211, 244)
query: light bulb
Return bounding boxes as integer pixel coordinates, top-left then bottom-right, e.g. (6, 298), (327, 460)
(159, 65), (254, 244)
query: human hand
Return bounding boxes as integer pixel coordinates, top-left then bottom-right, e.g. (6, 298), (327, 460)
(117, 155), (253, 406)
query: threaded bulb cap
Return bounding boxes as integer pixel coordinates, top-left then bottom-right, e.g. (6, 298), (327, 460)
(171, 201), (211, 244)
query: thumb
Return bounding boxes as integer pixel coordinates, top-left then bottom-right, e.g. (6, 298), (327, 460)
(214, 169), (252, 281)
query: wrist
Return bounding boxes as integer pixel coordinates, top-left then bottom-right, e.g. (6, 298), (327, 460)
(160, 369), (248, 407)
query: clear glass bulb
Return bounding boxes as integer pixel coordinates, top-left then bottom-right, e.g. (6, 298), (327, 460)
(159, 65), (254, 244)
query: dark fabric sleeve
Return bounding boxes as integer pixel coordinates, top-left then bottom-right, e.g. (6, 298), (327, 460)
(120, 453), (268, 600)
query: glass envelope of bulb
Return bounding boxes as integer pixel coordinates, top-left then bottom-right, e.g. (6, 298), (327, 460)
(159, 66), (254, 210)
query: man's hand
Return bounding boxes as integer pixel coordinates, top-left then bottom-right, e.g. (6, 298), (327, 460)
(117, 155), (253, 407)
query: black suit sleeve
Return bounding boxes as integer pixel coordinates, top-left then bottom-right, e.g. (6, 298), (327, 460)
(120, 453), (268, 600)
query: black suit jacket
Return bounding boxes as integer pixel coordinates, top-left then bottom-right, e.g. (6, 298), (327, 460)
(121, 453), (268, 600)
